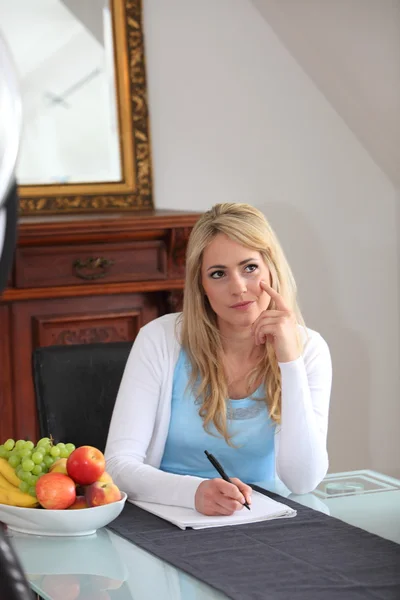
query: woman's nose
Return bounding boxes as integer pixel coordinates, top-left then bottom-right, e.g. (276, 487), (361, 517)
(230, 275), (247, 295)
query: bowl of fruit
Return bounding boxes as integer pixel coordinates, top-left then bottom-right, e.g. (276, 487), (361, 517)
(0, 437), (127, 536)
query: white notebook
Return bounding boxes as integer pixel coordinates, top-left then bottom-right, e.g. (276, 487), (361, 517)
(130, 491), (296, 530)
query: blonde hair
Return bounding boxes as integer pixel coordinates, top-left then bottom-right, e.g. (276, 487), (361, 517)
(181, 203), (304, 443)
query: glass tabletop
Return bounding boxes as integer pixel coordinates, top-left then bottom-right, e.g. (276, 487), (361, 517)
(7, 469), (400, 600)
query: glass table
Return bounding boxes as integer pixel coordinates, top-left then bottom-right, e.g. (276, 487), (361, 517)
(7, 470), (400, 600)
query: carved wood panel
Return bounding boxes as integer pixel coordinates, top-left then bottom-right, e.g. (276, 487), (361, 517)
(11, 293), (160, 442)
(33, 310), (143, 347)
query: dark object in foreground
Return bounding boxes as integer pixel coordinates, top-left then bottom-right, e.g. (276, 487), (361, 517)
(0, 522), (34, 600)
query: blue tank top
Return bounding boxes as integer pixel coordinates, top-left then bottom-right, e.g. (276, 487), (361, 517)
(160, 349), (276, 483)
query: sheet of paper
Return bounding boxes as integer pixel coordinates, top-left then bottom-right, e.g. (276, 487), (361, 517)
(130, 491), (296, 530)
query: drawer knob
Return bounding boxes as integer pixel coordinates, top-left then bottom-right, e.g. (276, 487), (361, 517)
(73, 257), (114, 280)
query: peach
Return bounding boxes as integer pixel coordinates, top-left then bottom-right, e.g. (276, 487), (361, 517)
(49, 458), (68, 475)
(85, 481), (121, 507)
(97, 471), (113, 484)
(67, 495), (88, 510)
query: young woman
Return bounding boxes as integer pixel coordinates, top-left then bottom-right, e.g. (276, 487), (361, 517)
(105, 203), (332, 516)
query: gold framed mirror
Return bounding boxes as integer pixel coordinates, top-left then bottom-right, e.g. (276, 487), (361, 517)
(3, 0), (153, 215)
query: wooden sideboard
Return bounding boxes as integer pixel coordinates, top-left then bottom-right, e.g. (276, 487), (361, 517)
(0, 210), (201, 443)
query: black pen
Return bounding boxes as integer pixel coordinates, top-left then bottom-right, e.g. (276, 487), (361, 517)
(204, 450), (251, 510)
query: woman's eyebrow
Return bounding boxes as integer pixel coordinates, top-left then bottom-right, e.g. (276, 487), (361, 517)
(206, 258), (258, 271)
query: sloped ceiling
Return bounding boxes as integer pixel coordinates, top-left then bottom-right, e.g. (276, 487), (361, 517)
(252, 0), (400, 188)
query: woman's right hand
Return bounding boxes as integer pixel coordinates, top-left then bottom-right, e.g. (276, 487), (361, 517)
(195, 478), (252, 516)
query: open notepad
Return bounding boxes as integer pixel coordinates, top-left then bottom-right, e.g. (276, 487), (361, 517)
(129, 490), (296, 530)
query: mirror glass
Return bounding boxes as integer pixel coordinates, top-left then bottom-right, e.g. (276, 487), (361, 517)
(0, 0), (121, 186)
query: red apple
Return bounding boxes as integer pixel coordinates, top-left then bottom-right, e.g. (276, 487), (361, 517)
(66, 445), (106, 485)
(49, 458), (68, 475)
(85, 481), (121, 507)
(36, 472), (76, 510)
(97, 471), (113, 484)
(41, 575), (80, 600)
(67, 495), (88, 510)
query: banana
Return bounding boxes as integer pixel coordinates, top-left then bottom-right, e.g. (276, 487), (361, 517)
(0, 486), (39, 508)
(0, 457), (22, 487)
(0, 472), (19, 492)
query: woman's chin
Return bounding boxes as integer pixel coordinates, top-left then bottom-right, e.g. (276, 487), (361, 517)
(226, 313), (256, 329)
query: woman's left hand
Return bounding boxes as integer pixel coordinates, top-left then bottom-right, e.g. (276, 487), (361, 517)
(251, 281), (300, 363)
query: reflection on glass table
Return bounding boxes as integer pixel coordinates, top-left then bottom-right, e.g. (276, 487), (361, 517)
(7, 470), (400, 600)
(259, 469), (400, 545)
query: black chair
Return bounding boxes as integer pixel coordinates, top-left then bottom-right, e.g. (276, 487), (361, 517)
(32, 341), (132, 452)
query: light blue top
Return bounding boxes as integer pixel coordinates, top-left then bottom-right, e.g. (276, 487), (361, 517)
(160, 349), (276, 483)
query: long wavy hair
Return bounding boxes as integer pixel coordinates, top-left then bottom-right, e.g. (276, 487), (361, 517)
(180, 203), (304, 444)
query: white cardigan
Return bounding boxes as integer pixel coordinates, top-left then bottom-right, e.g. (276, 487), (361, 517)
(105, 313), (332, 508)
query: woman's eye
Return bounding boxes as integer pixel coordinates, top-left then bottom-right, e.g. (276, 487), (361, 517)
(210, 270), (225, 279)
(244, 264), (258, 273)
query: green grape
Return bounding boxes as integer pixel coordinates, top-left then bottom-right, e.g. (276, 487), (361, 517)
(4, 439), (15, 451)
(15, 440), (26, 450)
(23, 441), (34, 450)
(8, 454), (21, 468)
(24, 473), (36, 486)
(40, 461), (46, 470)
(65, 443), (75, 454)
(19, 481), (30, 493)
(32, 465), (42, 475)
(19, 448), (32, 458)
(28, 486), (37, 497)
(32, 451), (44, 465)
(20, 471), (32, 483)
(59, 448), (69, 458)
(28, 474), (38, 485)
(0, 445), (8, 458)
(16, 467), (24, 480)
(56, 442), (65, 449)
(22, 459), (35, 472)
(50, 447), (60, 458)
(37, 437), (50, 447)
(43, 455), (54, 468)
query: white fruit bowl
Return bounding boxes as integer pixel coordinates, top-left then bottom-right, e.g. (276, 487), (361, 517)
(0, 492), (127, 536)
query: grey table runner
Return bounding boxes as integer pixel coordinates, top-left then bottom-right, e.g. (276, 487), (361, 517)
(107, 487), (400, 600)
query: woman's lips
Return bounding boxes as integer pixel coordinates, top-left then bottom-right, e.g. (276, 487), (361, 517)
(230, 301), (254, 310)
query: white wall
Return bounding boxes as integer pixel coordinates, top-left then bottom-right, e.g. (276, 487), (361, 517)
(252, 0), (400, 189)
(143, 0), (400, 478)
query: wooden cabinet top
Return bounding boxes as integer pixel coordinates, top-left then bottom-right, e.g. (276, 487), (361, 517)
(2, 210), (202, 302)
(17, 210), (202, 245)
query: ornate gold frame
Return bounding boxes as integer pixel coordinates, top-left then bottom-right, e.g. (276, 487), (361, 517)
(19, 0), (153, 216)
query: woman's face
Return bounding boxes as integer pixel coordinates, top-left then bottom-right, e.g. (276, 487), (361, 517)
(201, 233), (271, 330)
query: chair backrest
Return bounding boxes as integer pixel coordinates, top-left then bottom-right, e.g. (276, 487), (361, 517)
(32, 341), (132, 452)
